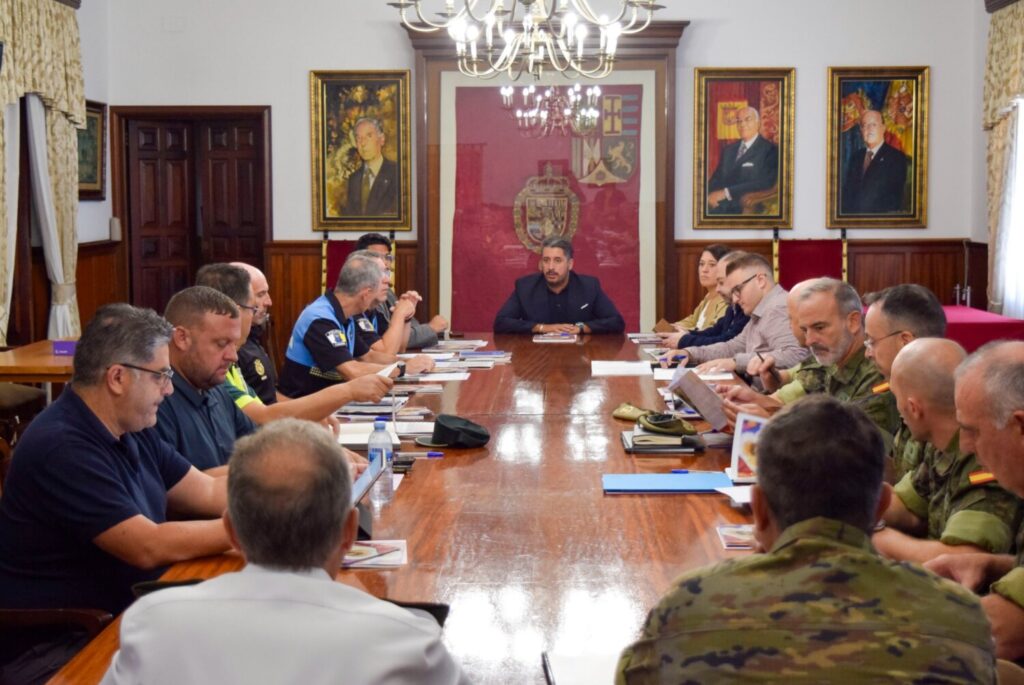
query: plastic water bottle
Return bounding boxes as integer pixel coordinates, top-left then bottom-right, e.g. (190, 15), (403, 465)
(368, 420), (394, 504)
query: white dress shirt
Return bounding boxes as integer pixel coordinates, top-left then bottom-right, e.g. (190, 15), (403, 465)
(100, 564), (471, 685)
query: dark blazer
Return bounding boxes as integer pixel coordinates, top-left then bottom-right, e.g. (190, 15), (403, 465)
(841, 143), (908, 214)
(707, 136), (779, 214)
(493, 272), (625, 333)
(677, 304), (750, 348)
(345, 158), (398, 216)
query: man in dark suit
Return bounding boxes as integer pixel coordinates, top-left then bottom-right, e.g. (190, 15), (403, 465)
(707, 107), (779, 215)
(344, 117), (398, 216)
(841, 110), (908, 214)
(493, 237), (625, 334)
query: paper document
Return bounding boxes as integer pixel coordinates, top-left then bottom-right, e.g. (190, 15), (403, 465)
(627, 333), (663, 344)
(336, 423), (399, 448)
(715, 485), (753, 505)
(342, 539), (407, 568)
(399, 352), (455, 360)
(591, 361), (653, 377)
(698, 372), (733, 382)
(668, 369), (729, 430)
(653, 367), (676, 381)
(405, 372), (471, 382)
(542, 652), (618, 685)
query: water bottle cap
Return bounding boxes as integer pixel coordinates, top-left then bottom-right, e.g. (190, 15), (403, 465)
(373, 420), (386, 430)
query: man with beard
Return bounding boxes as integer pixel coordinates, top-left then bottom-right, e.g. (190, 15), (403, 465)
(721, 278), (899, 448)
(156, 286), (256, 474)
(493, 236), (624, 334)
(230, 262), (277, 405)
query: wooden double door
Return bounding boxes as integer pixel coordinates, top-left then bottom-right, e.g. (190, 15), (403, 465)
(122, 109), (270, 313)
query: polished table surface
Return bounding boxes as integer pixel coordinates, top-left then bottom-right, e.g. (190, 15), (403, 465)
(0, 340), (74, 383)
(50, 334), (750, 685)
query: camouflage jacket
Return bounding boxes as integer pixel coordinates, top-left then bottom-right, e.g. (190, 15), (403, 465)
(825, 345), (900, 452)
(616, 517), (996, 684)
(894, 430), (1022, 554)
(891, 420), (928, 483)
(991, 519), (1024, 609)
(774, 356), (827, 405)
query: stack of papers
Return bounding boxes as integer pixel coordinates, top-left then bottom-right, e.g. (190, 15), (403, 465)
(716, 524), (755, 550)
(422, 340), (488, 352)
(459, 350), (512, 364)
(434, 359), (495, 370)
(399, 351), (455, 361)
(621, 430), (704, 454)
(392, 383), (443, 394)
(342, 540), (408, 568)
(533, 333), (578, 343)
(627, 332), (663, 344)
(403, 372), (471, 382)
(591, 361), (653, 377)
(336, 396), (409, 414)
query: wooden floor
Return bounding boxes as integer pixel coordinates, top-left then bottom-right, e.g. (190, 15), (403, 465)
(51, 334), (750, 684)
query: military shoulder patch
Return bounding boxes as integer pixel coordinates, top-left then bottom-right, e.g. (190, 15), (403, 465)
(325, 329), (347, 347)
(872, 381), (890, 394)
(968, 471), (997, 486)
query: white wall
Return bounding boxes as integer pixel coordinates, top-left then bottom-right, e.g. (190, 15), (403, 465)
(76, 0), (111, 243)
(81, 0), (990, 243)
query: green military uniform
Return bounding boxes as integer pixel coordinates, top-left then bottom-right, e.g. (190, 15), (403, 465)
(773, 356), (827, 405)
(616, 517), (996, 684)
(825, 345), (900, 453)
(991, 519), (1024, 609)
(890, 420), (928, 483)
(894, 430), (1021, 554)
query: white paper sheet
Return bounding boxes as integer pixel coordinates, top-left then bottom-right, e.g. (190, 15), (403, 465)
(591, 361), (654, 377)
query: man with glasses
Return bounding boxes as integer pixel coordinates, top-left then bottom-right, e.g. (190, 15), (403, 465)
(672, 253), (805, 374)
(355, 233), (448, 349)
(0, 304), (231, 682)
(157, 285), (257, 474)
(863, 284), (947, 480)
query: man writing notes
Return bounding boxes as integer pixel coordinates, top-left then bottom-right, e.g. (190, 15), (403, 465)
(706, 106), (779, 214)
(493, 236), (625, 334)
(616, 396), (996, 683)
(664, 253), (805, 373)
(100, 419), (469, 685)
(0, 305), (230, 683)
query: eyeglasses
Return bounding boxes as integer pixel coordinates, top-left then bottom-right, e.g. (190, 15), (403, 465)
(115, 362), (175, 386)
(729, 273), (759, 300)
(238, 303), (259, 314)
(864, 330), (906, 350)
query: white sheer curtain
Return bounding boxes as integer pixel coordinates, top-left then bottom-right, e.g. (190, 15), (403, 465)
(25, 94), (75, 338)
(993, 100), (1024, 318)
(0, 103), (19, 345)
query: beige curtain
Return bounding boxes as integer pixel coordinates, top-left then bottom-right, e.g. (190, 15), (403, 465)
(0, 0), (84, 342)
(984, 2), (1024, 314)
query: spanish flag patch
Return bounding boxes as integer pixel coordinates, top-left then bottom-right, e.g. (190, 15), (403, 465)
(969, 471), (997, 486)
(872, 381), (890, 394)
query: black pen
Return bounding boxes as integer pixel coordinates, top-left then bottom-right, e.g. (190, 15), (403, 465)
(756, 351), (783, 386)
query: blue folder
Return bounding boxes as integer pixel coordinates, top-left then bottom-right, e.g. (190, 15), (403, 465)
(602, 472), (733, 494)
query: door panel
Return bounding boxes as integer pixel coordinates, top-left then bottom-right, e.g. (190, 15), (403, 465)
(198, 121), (264, 267)
(127, 120), (195, 312)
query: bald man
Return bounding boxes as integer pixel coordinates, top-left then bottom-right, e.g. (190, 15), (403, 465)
(926, 341), (1024, 661)
(231, 262), (277, 404)
(873, 339), (1022, 565)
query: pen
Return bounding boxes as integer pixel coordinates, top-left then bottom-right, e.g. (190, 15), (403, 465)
(671, 469), (689, 474)
(756, 351), (783, 385)
(395, 451), (444, 458)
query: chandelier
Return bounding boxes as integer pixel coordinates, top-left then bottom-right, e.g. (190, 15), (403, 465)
(387, 0), (664, 80)
(500, 83), (600, 137)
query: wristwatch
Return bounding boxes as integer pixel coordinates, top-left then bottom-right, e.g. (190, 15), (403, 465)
(575, 322), (585, 334)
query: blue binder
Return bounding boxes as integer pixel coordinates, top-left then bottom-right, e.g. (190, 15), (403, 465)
(602, 472), (733, 494)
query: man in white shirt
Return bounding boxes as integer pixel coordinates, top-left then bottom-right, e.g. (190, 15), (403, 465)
(101, 418), (470, 685)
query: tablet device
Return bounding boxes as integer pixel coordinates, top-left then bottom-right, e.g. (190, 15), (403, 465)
(350, 449), (385, 507)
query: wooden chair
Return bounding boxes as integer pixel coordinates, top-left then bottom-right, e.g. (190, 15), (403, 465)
(0, 382), (45, 449)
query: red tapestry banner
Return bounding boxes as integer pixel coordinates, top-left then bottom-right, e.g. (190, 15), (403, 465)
(451, 84), (643, 332)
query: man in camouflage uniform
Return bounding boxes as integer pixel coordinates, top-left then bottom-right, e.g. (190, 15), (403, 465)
(863, 284), (948, 481)
(752, 280), (826, 405)
(617, 395), (996, 684)
(927, 341), (1024, 661)
(724, 279), (900, 449)
(874, 338), (1021, 564)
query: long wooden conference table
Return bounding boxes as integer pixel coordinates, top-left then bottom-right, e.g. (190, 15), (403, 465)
(50, 334), (749, 684)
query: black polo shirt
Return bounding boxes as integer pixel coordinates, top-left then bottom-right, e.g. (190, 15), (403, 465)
(0, 388), (192, 613)
(238, 324), (277, 405)
(155, 372), (256, 471)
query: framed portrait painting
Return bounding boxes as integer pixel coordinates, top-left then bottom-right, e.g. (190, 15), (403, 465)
(693, 68), (794, 229)
(309, 70), (411, 231)
(827, 66), (929, 228)
(78, 100), (106, 201)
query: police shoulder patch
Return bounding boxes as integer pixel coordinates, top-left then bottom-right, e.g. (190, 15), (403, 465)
(325, 329), (347, 347)
(357, 318), (376, 332)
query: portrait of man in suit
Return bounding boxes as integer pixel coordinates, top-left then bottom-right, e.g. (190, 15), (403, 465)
(345, 117), (398, 217)
(706, 107), (779, 215)
(841, 109), (908, 214)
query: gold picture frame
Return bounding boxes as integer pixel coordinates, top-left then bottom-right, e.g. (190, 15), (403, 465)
(826, 66), (929, 228)
(309, 70), (411, 231)
(693, 68), (795, 230)
(78, 100), (106, 201)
